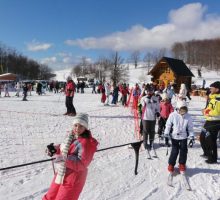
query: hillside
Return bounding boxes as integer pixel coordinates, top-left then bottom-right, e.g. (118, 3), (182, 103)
(54, 63), (220, 88)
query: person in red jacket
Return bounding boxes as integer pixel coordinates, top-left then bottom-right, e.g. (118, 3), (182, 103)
(64, 76), (76, 116)
(132, 83), (142, 110)
(121, 83), (129, 106)
(43, 113), (98, 200)
(157, 93), (174, 144)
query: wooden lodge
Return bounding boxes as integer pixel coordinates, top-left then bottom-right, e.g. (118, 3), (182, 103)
(148, 57), (194, 91)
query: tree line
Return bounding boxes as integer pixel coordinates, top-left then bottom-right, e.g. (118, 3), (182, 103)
(171, 38), (220, 74)
(1, 37), (220, 83)
(0, 42), (54, 80)
(71, 49), (168, 86)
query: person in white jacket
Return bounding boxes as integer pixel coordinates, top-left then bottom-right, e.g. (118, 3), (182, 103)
(164, 101), (194, 173)
(104, 82), (111, 105)
(178, 83), (187, 99)
(141, 89), (160, 150)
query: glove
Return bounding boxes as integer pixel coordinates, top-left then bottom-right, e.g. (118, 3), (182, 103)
(164, 134), (171, 147)
(46, 143), (57, 157)
(156, 112), (160, 118)
(188, 137), (195, 148)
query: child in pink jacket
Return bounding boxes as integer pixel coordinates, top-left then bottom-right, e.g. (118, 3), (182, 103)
(158, 93), (174, 142)
(42, 113), (98, 200)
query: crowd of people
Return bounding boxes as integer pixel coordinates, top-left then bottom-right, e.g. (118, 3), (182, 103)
(92, 80), (220, 168)
(1, 76), (219, 200)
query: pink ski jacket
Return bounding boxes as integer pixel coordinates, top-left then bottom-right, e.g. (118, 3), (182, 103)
(42, 131), (98, 200)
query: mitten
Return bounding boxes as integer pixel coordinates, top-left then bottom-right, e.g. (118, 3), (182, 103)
(165, 137), (171, 147)
(46, 143), (57, 157)
(188, 136), (195, 148)
(156, 112), (160, 118)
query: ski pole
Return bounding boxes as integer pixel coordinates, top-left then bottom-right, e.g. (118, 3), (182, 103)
(166, 145), (169, 156)
(52, 159), (55, 175)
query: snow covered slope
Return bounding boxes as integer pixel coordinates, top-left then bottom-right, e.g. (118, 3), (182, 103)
(0, 66), (220, 200)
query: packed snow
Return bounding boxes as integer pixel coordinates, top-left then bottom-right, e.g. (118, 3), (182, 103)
(0, 66), (220, 200)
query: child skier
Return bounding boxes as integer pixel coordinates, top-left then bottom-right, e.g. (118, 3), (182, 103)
(140, 89), (160, 153)
(164, 101), (194, 174)
(42, 113), (98, 200)
(157, 93), (174, 145)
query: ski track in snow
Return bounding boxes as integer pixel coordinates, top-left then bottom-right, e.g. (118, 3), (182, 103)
(0, 89), (220, 200)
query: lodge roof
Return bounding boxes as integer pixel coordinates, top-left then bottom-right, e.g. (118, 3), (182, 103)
(149, 57), (194, 77)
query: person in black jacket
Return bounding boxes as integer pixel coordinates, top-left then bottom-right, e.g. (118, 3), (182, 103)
(22, 83), (28, 101)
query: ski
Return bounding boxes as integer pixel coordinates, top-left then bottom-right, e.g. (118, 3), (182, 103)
(167, 172), (174, 187)
(167, 171), (191, 191)
(180, 172), (191, 191)
(146, 149), (152, 159)
(151, 147), (158, 158)
(159, 135), (165, 146)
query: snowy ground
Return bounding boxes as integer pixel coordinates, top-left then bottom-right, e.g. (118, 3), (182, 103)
(0, 86), (220, 200)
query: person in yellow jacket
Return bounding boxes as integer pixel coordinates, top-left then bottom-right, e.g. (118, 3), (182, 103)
(202, 81), (220, 164)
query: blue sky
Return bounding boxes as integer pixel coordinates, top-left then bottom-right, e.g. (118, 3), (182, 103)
(0, 0), (220, 70)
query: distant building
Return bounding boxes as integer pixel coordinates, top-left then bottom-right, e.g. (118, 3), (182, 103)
(148, 57), (194, 91)
(0, 73), (17, 81)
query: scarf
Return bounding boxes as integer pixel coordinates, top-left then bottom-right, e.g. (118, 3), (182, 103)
(55, 133), (74, 184)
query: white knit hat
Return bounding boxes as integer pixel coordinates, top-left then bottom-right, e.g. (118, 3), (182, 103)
(161, 93), (168, 100)
(176, 100), (187, 109)
(72, 113), (89, 129)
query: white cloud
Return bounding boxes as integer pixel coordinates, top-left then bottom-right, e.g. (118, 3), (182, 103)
(40, 53), (93, 70)
(169, 3), (206, 27)
(40, 56), (57, 64)
(65, 3), (220, 51)
(27, 40), (53, 51)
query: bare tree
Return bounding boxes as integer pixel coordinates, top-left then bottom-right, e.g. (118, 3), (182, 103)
(153, 48), (167, 63)
(80, 56), (89, 76)
(109, 52), (128, 86)
(143, 52), (153, 73)
(130, 50), (140, 68)
(72, 64), (82, 77)
(95, 56), (112, 82)
(171, 42), (185, 60)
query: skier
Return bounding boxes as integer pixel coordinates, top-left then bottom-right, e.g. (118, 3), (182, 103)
(15, 82), (21, 97)
(22, 82), (28, 101)
(64, 76), (76, 116)
(92, 82), (96, 94)
(42, 113), (98, 200)
(140, 89), (160, 155)
(202, 81), (220, 164)
(111, 84), (119, 105)
(121, 83), (129, 106)
(178, 83), (187, 100)
(132, 83), (142, 109)
(4, 83), (10, 97)
(104, 82), (111, 105)
(163, 83), (176, 102)
(164, 101), (194, 174)
(100, 83), (106, 103)
(157, 93), (174, 145)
